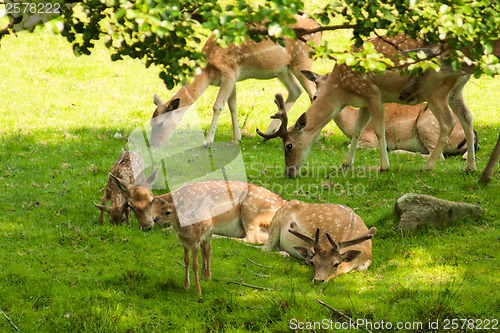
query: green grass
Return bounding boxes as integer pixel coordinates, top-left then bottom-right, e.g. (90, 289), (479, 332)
(1, 22), (499, 333)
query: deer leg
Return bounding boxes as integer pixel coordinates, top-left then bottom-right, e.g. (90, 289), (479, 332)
(226, 87), (241, 143)
(479, 133), (500, 184)
(265, 71), (303, 134)
(367, 100), (391, 171)
(423, 83), (457, 170)
(201, 239), (212, 280)
(98, 194), (108, 224)
(204, 74), (237, 147)
(191, 245), (201, 294)
(343, 107), (372, 168)
(291, 65), (317, 102)
(448, 75), (476, 172)
(183, 247), (190, 290)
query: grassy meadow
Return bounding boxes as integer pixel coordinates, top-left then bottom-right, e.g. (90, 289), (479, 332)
(1, 13), (500, 333)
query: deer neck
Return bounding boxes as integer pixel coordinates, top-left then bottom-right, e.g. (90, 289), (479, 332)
(172, 70), (212, 108)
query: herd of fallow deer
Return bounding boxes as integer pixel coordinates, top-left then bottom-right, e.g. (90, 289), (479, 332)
(94, 14), (499, 293)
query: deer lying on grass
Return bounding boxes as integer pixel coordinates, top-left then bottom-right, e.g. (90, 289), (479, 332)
(301, 70), (479, 157)
(155, 196), (215, 294)
(94, 151), (146, 225)
(150, 14), (322, 147)
(257, 34), (476, 177)
(109, 169), (159, 230)
(264, 200), (376, 282)
(152, 180), (287, 243)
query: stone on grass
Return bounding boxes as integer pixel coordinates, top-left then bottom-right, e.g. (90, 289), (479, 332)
(395, 193), (482, 232)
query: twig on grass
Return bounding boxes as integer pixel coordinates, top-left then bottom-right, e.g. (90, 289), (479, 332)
(176, 260), (185, 268)
(316, 299), (373, 333)
(246, 257), (274, 270)
(0, 308), (19, 331)
(226, 281), (273, 291)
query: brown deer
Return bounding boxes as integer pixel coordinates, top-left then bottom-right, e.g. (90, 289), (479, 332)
(149, 14), (322, 147)
(94, 151), (146, 225)
(152, 180), (287, 243)
(155, 196), (215, 294)
(109, 169), (159, 230)
(257, 34), (476, 177)
(480, 134), (500, 184)
(301, 70), (479, 157)
(264, 200), (376, 282)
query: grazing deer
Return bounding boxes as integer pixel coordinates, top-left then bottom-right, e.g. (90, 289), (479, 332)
(150, 14), (322, 147)
(110, 169), (159, 230)
(257, 34), (476, 177)
(94, 151), (146, 225)
(301, 70), (479, 157)
(264, 200), (376, 282)
(152, 181), (287, 243)
(155, 196), (215, 294)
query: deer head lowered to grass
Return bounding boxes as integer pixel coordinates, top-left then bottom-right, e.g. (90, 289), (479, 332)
(94, 151), (146, 225)
(109, 169), (159, 230)
(264, 200), (376, 282)
(257, 34), (477, 177)
(149, 14), (322, 147)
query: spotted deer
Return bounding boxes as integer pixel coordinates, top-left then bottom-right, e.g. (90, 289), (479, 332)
(94, 151), (146, 225)
(152, 180), (287, 243)
(109, 169), (159, 230)
(257, 34), (476, 177)
(301, 70), (479, 157)
(155, 196), (215, 294)
(264, 200), (376, 282)
(150, 14), (322, 147)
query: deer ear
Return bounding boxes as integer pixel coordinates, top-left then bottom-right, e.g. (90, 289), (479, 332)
(153, 94), (164, 106)
(94, 203), (112, 213)
(301, 70), (320, 83)
(295, 113), (307, 133)
(166, 98), (181, 112)
(293, 246), (314, 260)
(109, 173), (130, 194)
(340, 250), (362, 263)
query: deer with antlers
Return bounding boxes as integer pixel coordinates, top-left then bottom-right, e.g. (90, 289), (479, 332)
(301, 70), (479, 157)
(264, 200), (376, 282)
(150, 14), (322, 147)
(94, 151), (146, 225)
(155, 196), (215, 294)
(257, 34), (476, 177)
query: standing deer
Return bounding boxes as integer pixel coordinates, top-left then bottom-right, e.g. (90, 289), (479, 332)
(301, 70), (479, 157)
(151, 180), (287, 243)
(264, 200), (376, 282)
(109, 169), (159, 230)
(94, 151), (146, 225)
(257, 34), (476, 177)
(480, 134), (500, 184)
(150, 14), (322, 147)
(155, 196), (215, 294)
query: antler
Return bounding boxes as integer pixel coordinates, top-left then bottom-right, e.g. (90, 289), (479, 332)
(256, 93), (288, 139)
(288, 226), (321, 252)
(337, 227), (377, 250)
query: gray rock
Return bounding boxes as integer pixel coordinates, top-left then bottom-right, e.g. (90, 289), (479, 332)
(395, 193), (483, 232)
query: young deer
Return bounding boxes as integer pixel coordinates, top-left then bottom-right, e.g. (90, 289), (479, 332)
(155, 196), (215, 294)
(152, 180), (287, 243)
(94, 151), (146, 225)
(265, 200), (376, 282)
(149, 14), (322, 147)
(257, 34), (476, 177)
(301, 70), (479, 157)
(110, 169), (159, 230)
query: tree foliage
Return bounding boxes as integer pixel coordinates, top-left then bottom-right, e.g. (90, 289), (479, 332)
(1, 0), (499, 88)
